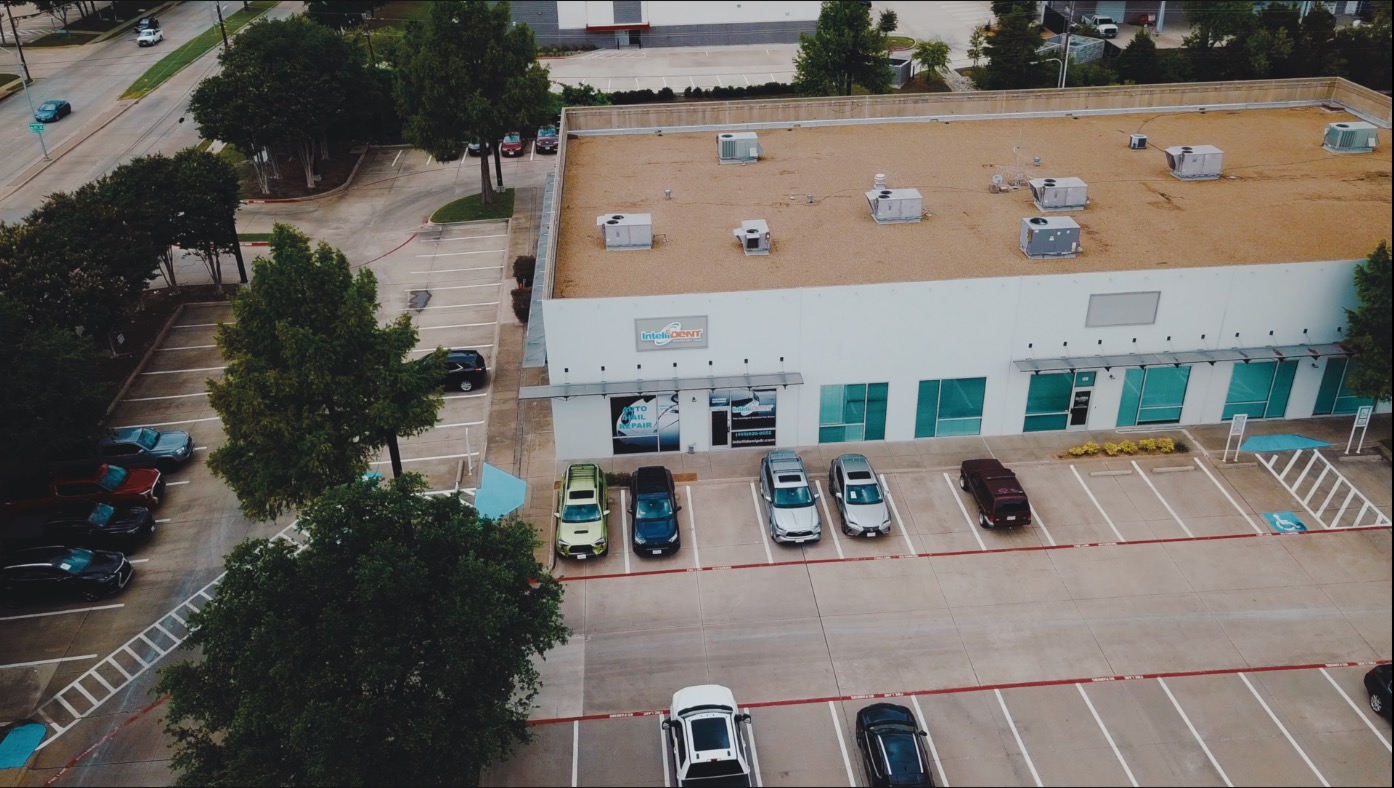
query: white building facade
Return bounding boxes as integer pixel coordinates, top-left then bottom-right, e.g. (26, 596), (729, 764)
(512, 0), (821, 48)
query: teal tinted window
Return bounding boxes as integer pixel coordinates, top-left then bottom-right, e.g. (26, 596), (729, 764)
(1224, 361), (1282, 420)
(1135, 367), (1190, 424)
(914, 381), (941, 438)
(1116, 369), (1144, 427)
(1024, 413), (1069, 432)
(1074, 371), (1096, 388)
(865, 383), (888, 440)
(1265, 360), (1297, 419)
(916, 378), (986, 438)
(819, 383), (888, 443)
(1025, 373), (1072, 415)
(1313, 358), (1374, 415)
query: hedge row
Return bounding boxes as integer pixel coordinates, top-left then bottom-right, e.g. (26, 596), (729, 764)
(606, 82), (796, 105)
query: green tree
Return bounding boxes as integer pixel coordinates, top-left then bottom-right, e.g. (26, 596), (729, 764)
(982, 6), (1048, 90)
(1239, 26), (1294, 79)
(1183, 1), (1257, 79)
(877, 8), (898, 34)
(169, 149), (244, 286)
(1343, 241), (1392, 402)
(1334, 16), (1391, 91)
(990, 0), (1034, 19)
(911, 39), (950, 78)
(157, 474), (568, 787)
(304, 0), (386, 29)
(1295, 3), (1342, 76)
(188, 68), (287, 195)
(206, 224), (443, 521)
(793, 0), (894, 96)
(396, 0), (551, 202)
(0, 296), (110, 478)
(1117, 28), (1163, 83)
(967, 26), (987, 68)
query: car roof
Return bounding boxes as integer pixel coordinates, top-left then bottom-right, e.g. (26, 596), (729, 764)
(633, 466), (672, 491)
(836, 454), (876, 475)
(446, 348), (481, 359)
(2, 545), (77, 566)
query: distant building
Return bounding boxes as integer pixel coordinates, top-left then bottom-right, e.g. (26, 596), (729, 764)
(511, 1), (821, 49)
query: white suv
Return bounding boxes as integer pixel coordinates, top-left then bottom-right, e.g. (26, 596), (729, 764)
(663, 685), (753, 787)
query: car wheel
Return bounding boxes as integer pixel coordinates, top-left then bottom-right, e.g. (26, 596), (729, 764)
(959, 474), (968, 490)
(1372, 693), (1384, 715)
(979, 511), (993, 529)
(81, 589), (102, 602)
(458, 379), (474, 392)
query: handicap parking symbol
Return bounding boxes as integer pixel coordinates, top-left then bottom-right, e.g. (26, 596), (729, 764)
(1262, 512), (1307, 533)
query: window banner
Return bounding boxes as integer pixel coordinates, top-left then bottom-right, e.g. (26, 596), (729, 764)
(611, 393), (680, 454)
(710, 388), (777, 447)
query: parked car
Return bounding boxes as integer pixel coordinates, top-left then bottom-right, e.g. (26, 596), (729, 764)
(136, 16), (159, 31)
(828, 454), (891, 537)
(136, 27), (164, 46)
(758, 449), (821, 544)
(500, 131), (525, 157)
(555, 463), (608, 559)
(855, 703), (934, 788)
(958, 458), (1031, 528)
(1077, 14), (1119, 38)
(1, 464), (164, 512)
(629, 466), (680, 556)
(467, 140), (483, 157)
(536, 125), (559, 154)
(34, 100), (71, 123)
(98, 427), (194, 472)
(1, 546), (134, 607)
(442, 349), (488, 392)
(1367, 664), (1392, 719)
(663, 685), (753, 787)
(1, 502), (155, 551)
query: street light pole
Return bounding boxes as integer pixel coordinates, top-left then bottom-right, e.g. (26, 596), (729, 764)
(214, 2), (230, 50)
(1058, 1), (1075, 89)
(5, 3), (31, 82)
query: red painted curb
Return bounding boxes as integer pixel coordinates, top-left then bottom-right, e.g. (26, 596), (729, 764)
(45, 695), (168, 785)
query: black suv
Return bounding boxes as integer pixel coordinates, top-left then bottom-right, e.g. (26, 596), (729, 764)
(1, 546), (134, 607)
(629, 466), (680, 555)
(136, 16), (159, 30)
(443, 349), (488, 392)
(1367, 664), (1392, 719)
(1, 503), (155, 551)
(855, 703), (934, 788)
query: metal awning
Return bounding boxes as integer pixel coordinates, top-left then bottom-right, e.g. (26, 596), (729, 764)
(1012, 343), (1347, 374)
(519, 372), (802, 400)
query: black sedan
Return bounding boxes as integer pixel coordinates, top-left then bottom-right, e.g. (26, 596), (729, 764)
(1, 502), (155, 551)
(1366, 664), (1392, 719)
(855, 703), (934, 788)
(1, 546), (133, 607)
(442, 349), (488, 392)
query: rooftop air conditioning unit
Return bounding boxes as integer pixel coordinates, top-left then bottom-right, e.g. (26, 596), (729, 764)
(865, 187), (923, 224)
(718, 132), (760, 164)
(733, 219), (771, 256)
(1164, 145), (1223, 180)
(1323, 121), (1377, 153)
(1029, 177), (1088, 211)
(595, 213), (653, 250)
(1129, 133), (1147, 150)
(1020, 216), (1080, 259)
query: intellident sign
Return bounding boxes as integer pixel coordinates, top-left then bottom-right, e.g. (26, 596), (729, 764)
(635, 316), (709, 351)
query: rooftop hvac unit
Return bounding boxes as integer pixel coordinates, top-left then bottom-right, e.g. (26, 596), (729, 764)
(1029, 177), (1088, 211)
(1129, 133), (1147, 150)
(733, 219), (771, 256)
(865, 187), (923, 224)
(1323, 122), (1378, 153)
(1020, 216), (1080, 259)
(717, 132), (760, 164)
(1164, 145), (1223, 181)
(595, 213), (653, 250)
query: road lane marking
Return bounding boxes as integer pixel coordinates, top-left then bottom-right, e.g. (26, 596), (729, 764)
(0, 655), (98, 670)
(942, 473), (988, 551)
(1028, 503), (1057, 546)
(685, 485), (701, 569)
(1070, 465), (1127, 542)
(1077, 684), (1138, 786)
(881, 473), (918, 556)
(1133, 460), (1194, 538)
(1191, 458), (1264, 533)
(1238, 673), (1329, 786)
(815, 480), (844, 560)
(621, 487), (631, 574)
(1158, 677), (1233, 786)
(749, 482), (774, 564)
(140, 365), (226, 375)
(909, 695), (948, 787)
(571, 720), (579, 787)
(828, 701), (856, 786)
(0, 604), (123, 622)
(115, 416), (221, 429)
(994, 689), (1042, 786)
(1318, 667), (1391, 751)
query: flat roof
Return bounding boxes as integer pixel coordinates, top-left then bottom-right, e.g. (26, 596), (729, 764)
(553, 106), (1391, 299)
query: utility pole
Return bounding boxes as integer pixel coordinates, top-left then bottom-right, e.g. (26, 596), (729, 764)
(1058, 1), (1074, 89)
(6, 4), (31, 82)
(215, 2), (230, 50)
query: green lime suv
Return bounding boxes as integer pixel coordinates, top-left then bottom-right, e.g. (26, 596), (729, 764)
(555, 463), (609, 559)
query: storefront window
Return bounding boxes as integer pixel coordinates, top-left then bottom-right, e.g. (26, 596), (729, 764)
(610, 393), (680, 454)
(710, 388), (776, 448)
(819, 383), (888, 443)
(1023, 373), (1072, 432)
(1222, 360), (1297, 420)
(1313, 357), (1374, 415)
(1117, 367), (1191, 427)
(915, 378), (986, 438)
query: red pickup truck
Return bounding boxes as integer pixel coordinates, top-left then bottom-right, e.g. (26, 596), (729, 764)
(2, 464), (165, 511)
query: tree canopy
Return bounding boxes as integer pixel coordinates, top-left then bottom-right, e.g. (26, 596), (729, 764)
(157, 474), (568, 786)
(206, 224), (443, 521)
(1343, 241), (1392, 402)
(793, 0), (893, 96)
(981, 4), (1048, 90)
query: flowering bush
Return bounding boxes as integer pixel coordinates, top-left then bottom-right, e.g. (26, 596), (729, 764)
(1067, 436), (1182, 457)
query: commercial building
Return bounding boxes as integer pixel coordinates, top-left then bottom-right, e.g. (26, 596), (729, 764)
(511, 1), (820, 49)
(522, 79), (1392, 460)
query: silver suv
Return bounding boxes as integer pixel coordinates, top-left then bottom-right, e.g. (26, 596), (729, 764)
(828, 454), (891, 537)
(758, 450), (821, 544)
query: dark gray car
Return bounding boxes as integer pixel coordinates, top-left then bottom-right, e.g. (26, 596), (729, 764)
(98, 427), (194, 472)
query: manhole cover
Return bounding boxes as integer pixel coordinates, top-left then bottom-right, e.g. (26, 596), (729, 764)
(408, 290), (432, 310)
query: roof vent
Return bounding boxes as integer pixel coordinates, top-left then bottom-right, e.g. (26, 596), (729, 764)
(717, 132), (760, 164)
(873, 173), (886, 190)
(1164, 145), (1223, 180)
(1129, 133), (1148, 150)
(595, 213), (653, 250)
(1029, 177), (1088, 211)
(1020, 216), (1080, 259)
(864, 185), (922, 224)
(1322, 121), (1377, 153)
(733, 219), (771, 256)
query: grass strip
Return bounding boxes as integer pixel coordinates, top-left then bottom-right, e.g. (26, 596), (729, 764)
(29, 31), (100, 47)
(430, 189), (515, 223)
(237, 233), (274, 242)
(121, 1), (277, 99)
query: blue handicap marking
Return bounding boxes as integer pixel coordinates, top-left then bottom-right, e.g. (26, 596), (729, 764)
(1262, 512), (1307, 533)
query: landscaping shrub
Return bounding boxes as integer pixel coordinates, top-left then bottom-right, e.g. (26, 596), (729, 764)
(512, 255), (536, 288)
(604, 471), (632, 487)
(510, 286), (531, 323)
(1067, 436), (1182, 457)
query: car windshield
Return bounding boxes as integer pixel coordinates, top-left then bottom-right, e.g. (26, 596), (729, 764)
(773, 485), (812, 507)
(56, 548), (94, 574)
(504, 134), (521, 143)
(87, 504), (115, 527)
(636, 496), (672, 519)
(540, 127), (557, 138)
(97, 466), (128, 491)
(40, 102), (57, 111)
(561, 503), (600, 523)
(846, 483), (883, 504)
(690, 717), (732, 751)
(135, 428), (159, 449)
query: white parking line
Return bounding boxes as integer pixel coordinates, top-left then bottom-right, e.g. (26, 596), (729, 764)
(1077, 684), (1138, 786)
(815, 480), (845, 560)
(1238, 673), (1329, 786)
(391, 149), (402, 168)
(571, 720), (579, 787)
(155, 518), (171, 523)
(0, 654), (98, 670)
(410, 303), (501, 312)
(128, 559), (149, 564)
(620, 487), (632, 574)
(140, 365), (226, 375)
(115, 416), (221, 429)
(828, 701), (856, 786)
(0, 604), (123, 622)
(124, 391), (209, 402)
(403, 283), (499, 290)
(994, 690), (1042, 786)
(880, 473), (918, 556)
(1132, 460), (1194, 538)
(1070, 465), (1127, 542)
(171, 322), (226, 328)
(415, 321), (499, 331)
(744, 708), (763, 788)
(1158, 677), (1233, 786)
(157, 344), (216, 351)
(685, 485), (701, 569)
(1319, 667), (1392, 751)
(412, 250), (505, 258)
(942, 473), (988, 551)
(165, 480), (191, 487)
(1027, 504), (1057, 546)
(443, 393), (488, 400)
(436, 421), (486, 429)
(909, 696), (948, 787)
(748, 482), (774, 564)
(369, 452), (477, 466)
(435, 233), (507, 242)
(1190, 458), (1264, 533)
(408, 266), (504, 274)
(660, 714), (671, 787)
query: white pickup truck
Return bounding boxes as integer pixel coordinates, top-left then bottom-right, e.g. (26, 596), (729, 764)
(1079, 14), (1119, 38)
